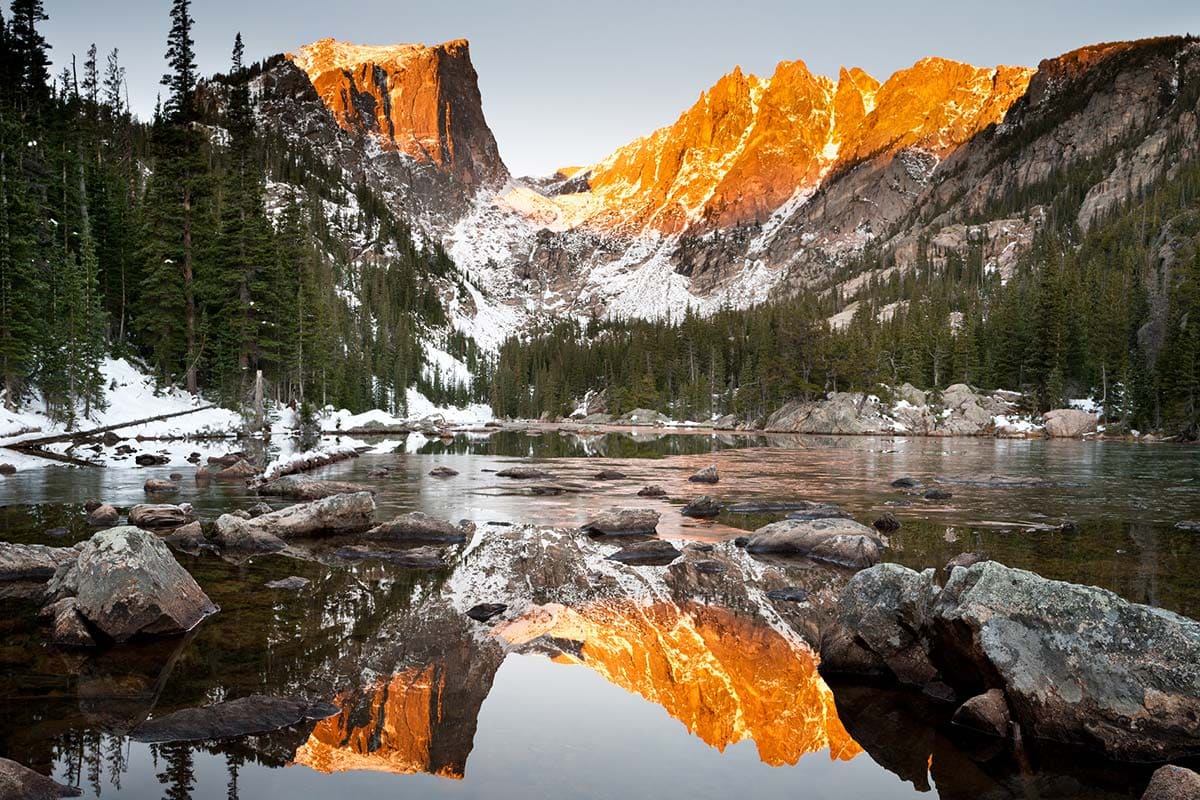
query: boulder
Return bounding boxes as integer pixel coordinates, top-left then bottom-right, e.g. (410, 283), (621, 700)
(215, 492), (375, 545)
(256, 476), (376, 501)
(746, 518), (883, 569)
(615, 408), (670, 426)
(637, 485), (667, 497)
(333, 544), (448, 569)
(207, 453), (245, 467)
(891, 476), (921, 488)
(128, 504), (194, 529)
(0, 757), (80, 798)
(712, 414), (740, 430)
(365, 512), (470, 543)
(692, 560), (727, 574)
(143, 478), (179, 494)
(681, 495), (724, 518)
(0, 463), (15, 475)
(466, 603), (508, 622)
(0, 543), (77, 581)
(1141, 766), (1200, 800)
(893, 383), (927, 407)
(582, 508), (660, 536)
(923, 489), (953, 501)
(946, 552), (986, 571)
(496, 465), (552, 479)
(952, 688), (1010, 737)
(162, 522), (209, 554)
(134, 454), (169, 466)
(214, 458), (259, 481)
(1043, 408), (1099, 438)
(605, 539), (681, 566)
(825, 564), (940, 686)
(44, 597), (97, 648)
(247, 502), (273, 517)
(130, 695), (339, 743)
(46, 527), (217, 642)
(86, 503), (120, 527)
(429, 466), (459, 477)
(366, 467), (390, 478)
(931, 561), (1200, 761)
(688, 465), (720, 484)
(229, 509), (251, 520)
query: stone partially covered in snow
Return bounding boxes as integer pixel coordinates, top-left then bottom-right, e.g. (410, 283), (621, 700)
(746, 518), (883, 569)
(46, 527), (217, 643)
(215, 492), (376, 547)
(581, 508), (660, 536)
(1042, 408), (1099, 438)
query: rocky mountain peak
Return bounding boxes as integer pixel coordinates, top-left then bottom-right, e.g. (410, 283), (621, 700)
(289, 37), (508, 192)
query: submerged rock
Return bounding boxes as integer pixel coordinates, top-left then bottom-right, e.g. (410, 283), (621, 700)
(46, 527), (218, 643)
(465, 603), (508, 622)
(680, 496), (723, 518)
(134, 454), (169, 466)
(264, 576), (310, 590)
(891, 476), (921, 488)
(594, 469), (627, 480)
(215, 492), (375, 548)
(923, 489), (953, 501)
(1175, 520), (1200, 532)
(766, 587), (809, 602)
(257, 475), (374, 501)
(746, 518), (883, 569)
(688, 465), (720, 484)
(785, 503), (850, 521)
(496, 465), (552, 479)
(0, 543), (77, 582)
(605, 539), (681, 566)
(873, 513), (901, 533)
(727, 500), (832, 513)
(365, 512), (470, 543)
(429, 466), (459, 477)
(128, 504), (193, 529)
(0, 757), (81, 798)
(130, 695), (339, 743)
(582, 508), (660, 536)
(333, 544), (447, 569)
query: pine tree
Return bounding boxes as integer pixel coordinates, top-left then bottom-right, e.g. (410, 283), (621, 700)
(161, 0), (196, 123)
(8, 0), (49, 104)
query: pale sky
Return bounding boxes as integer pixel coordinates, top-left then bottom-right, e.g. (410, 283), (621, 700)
(44, 0), (1199, 176)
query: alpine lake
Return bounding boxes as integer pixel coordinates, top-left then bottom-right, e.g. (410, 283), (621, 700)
(1, 428), (1198, 799)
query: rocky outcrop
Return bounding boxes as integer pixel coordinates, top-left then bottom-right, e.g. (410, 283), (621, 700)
(746, 518), (883, 569)
(45, 527), (218, 643)
(826, 560), (1200, 762)
(1043, 408), (1100, 437)
(215, 492), (376, 547)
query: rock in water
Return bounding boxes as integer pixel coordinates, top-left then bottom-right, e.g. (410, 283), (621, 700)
(681, 495), (724, 518)
(333, 545), (447, 569)
(143, 478), (179, 494)
(1042, 408), (1099, 438)
(1175, 520), (1200, 532)
(766, 587), (809, 602)
(365, 512), (469, 543)
(264, 576), (310, 590)
(496, 465), (552, 479)
(606, 539), (681, 565)
(746, 518), (883, 569)
(891, 476), (920, 488)
(256, 475), (374, 500)
(945, 552), (985, 571)
(873, 512), (901, 533)
(952, 689), (1010, 737)
(214, 458), (259, 481)
(0, 757), (81, 798)
(215, 492), (376, 548)
(134, 454), (169, 467)
(86, 503), (120, 527)
(923, 489), (953, 501)
(637, 485), (666, 497)
(465, 603), (507, 622)
(163, 522), (209, 554)
(128, 504), (193, 529)
(246, 502), (274, 517)
(429, 466), (459, 477)
(581, 508), (660, 536)
(130, 695), (339, 743)
(594, 469), (627, 480)
(0, 463), (15, 475)
(688, 465), (720, 484)
(46, 527), (218, 642)
(1141, 765), (1200, 800)
(929, 562), (1200, 760)
(0, 543), (77, 582)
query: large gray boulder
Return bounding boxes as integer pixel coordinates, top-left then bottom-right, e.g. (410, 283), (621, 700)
(0, 757), (80, 798)
(1043, 408), (1099, 437)
(128, 503), (193, 529)
(745, 518), (883, 568)
(0, 543), (77, 582)
(46, 527), (217, 643)
(365, 512), (470, 543)
(1141, 765), (1200, 800)
(931, 561), (1200, 761)
(214, 492), (375, 548)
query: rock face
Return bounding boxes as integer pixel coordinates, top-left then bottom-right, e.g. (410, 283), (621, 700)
(1043, 408), (1100, 437)
(47, 527), (218, 643)
(215, 492), (376, 546)
(581, 509), (660, 536)
(746, 518), (883, 569)
(0, 757), (80, 798)
(762, 385), (1019, 436)
(1141, 765), (1200, 800)
(290, 38), (507, 197)
(828, 560), (1200, 762)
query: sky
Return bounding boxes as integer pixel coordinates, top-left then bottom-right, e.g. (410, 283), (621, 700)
(44, 0), (1199, 177)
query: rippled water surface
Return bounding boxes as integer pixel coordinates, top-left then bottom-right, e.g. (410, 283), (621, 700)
(1, 430), (1197, 798)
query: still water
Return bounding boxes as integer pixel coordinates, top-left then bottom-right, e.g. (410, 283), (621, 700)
(0, 430), (1197, 798)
